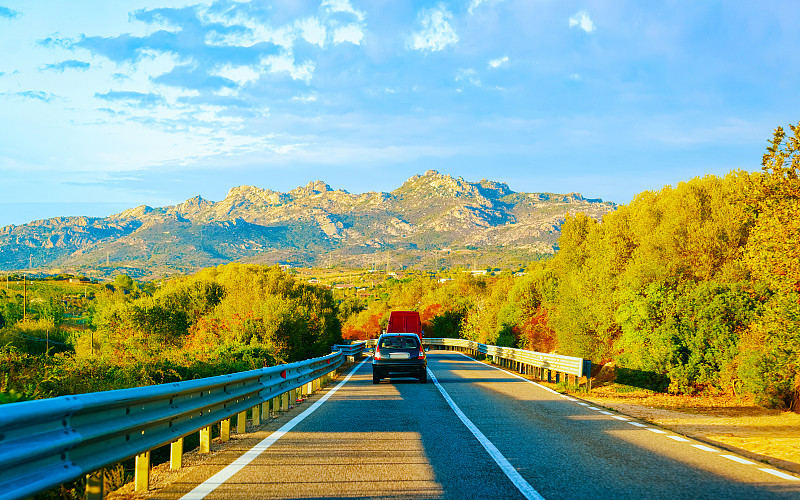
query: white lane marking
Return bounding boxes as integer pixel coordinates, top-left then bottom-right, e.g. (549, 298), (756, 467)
(436, 352), (800, 484)
(598, 411), (613, 415)
(439, 354), (800, 487)
(759, 468), (800, 481)
(180, 359), (369, 500)
(428, 368), (545, 500)
(453, 351), (561, 395)
(587, 406), (601, 410)
(577, 402), (589, 406)
(721, 454), (755, 465)
(667, 436), (691, 442)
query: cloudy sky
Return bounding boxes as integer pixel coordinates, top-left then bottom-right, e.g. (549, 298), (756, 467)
(2, 0), (799, 227)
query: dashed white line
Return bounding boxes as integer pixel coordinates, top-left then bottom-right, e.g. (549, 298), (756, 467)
(447, 351), (800, 483)
(759, 468), (800, 481)
(428, 368), (545, 500)
(667, 436), (691, 442)
(721, 455), (755, 465)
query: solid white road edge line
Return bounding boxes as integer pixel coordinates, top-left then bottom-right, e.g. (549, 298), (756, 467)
(427, 367), (545, 500)
(453, 351), (562, 395)
(444, 351), (800, 483)
(180, 359), (369, 500)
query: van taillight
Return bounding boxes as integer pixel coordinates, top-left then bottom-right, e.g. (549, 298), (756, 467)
(418, 349), (425, 359)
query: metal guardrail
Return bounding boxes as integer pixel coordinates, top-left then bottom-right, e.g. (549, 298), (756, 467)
(0, 344), (366, 500)
(422, 338), (590, 379)
(363, 336), (590, 381)
(422, 338), (590, 383)
(331, 341), (366, 357)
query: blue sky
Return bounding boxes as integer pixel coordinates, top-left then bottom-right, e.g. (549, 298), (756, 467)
(2, 1), (800, 227)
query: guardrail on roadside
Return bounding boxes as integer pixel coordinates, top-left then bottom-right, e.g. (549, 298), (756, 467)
(423, 338), (591, 388)
(332, 341), (366, 357)
(0, 343), (366, 500)
(363, 336), (591, 389)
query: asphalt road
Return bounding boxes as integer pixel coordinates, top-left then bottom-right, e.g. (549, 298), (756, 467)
(150, 351), (800, 499)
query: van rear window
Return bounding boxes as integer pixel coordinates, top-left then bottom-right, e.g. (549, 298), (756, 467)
(379, 337), (419, 349)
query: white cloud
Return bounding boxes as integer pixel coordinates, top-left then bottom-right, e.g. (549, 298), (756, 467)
(292, 93), (317, 103)
(455, 68), (481, 87)
(333, 24), (364, 45)
(212, 64), (262, 86)
(488, 56), (508, 69)
(569, 11), (595, 33)
(407, 5), (459, 52)
(321, 0), (365, 22)
(468, 0), (505, 15)
(263, 54), (315, 84)
(297, 17), (327, 47)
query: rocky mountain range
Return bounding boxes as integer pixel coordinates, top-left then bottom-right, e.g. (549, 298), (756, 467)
(0, 171), (616, 279)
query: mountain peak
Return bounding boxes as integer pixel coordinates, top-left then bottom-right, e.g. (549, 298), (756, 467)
(112, 205), (153, 219)
(290, 180), (333, 198)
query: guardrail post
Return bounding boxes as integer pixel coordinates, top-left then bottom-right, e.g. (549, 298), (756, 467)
(170, 437), (184, 469)
(306, 381), (313, 397)
(253, 403), (261, 426)
(134, 450), (150, 492)
(262, 400), (269, 419)
(281, 391), (288, 411)
(200, 425), (212, 452)
(220, 418), (230, 442)
(85, 470), (103, 500)
(272, 395), (280, 415)
(237, 411), (247, 433)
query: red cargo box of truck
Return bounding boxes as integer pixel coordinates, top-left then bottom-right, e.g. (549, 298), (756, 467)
(386, 310), (423, 337)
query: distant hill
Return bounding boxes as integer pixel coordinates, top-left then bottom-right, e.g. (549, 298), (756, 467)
(0, 171), (615, 279)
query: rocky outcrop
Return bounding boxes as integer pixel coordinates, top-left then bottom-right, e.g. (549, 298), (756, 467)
(0, 171), (615, 276)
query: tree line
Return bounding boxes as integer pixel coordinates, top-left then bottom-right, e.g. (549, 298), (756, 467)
(340, 124), (800, 409)
(2, 124), (798, 410)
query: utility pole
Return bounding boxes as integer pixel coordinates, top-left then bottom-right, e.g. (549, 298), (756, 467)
(23, 274), (27, 322)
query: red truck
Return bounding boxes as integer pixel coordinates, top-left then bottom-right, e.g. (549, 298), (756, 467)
(386, 310), (423, 338)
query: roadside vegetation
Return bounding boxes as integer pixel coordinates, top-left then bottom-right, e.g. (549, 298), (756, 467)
(2, 124), (799, 411)
(339, 124), (800, 411)
(0, 265), (341, 403)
